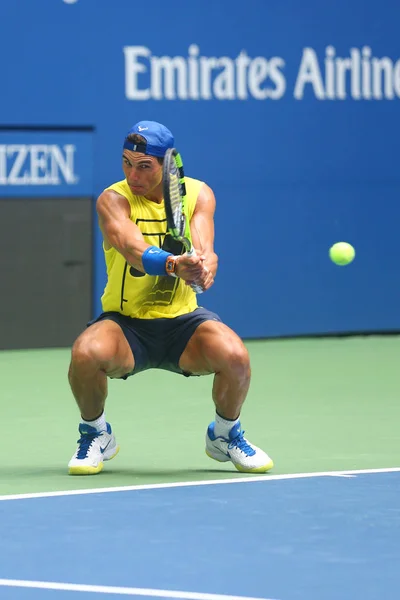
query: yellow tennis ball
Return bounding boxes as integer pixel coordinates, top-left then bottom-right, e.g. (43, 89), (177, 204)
(329, 242), (355, 266)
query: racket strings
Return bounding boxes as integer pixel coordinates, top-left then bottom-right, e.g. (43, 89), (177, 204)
(169, 165), (185, 237)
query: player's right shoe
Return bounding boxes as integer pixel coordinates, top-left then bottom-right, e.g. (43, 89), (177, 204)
(68, 423), (119, 475)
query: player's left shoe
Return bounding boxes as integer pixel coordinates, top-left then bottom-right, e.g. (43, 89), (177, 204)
(205, 421), (273, 473)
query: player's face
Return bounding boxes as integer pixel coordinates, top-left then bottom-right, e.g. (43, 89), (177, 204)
(122, 151), (163, 196)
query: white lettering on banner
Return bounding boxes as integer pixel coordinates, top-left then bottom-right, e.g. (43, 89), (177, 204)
(124, 44), (400, 101)
(294, 46), (400, 100)
(0, 145), (78, 185)
(124, 44), (286, 101)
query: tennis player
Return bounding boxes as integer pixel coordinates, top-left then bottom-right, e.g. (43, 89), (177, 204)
(68, 121), (273, 475)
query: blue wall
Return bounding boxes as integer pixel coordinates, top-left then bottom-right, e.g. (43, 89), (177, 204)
(1, 0), (399, 337)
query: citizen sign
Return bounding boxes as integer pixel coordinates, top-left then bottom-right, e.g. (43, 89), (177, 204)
(0, 144), (78, 185)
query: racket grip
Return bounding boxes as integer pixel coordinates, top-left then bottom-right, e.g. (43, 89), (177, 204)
(185, 246), (204, 293)
(191, 283), (204, 294)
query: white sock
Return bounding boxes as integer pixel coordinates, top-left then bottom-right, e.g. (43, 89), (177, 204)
(81, 412), (107, 433)
(214, 412), (240, 438)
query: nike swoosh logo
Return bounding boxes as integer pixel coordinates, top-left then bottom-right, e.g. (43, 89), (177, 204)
(100, 440), (111, 454)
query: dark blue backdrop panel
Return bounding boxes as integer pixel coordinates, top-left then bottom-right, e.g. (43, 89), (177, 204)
(1, 0), (399, 336)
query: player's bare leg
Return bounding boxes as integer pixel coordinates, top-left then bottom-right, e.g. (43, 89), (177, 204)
(180, 321), (273, 473)
(67, 321), (134, 475)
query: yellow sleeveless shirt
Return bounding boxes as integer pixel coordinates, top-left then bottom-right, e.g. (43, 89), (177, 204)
(100, 177), (204, 319)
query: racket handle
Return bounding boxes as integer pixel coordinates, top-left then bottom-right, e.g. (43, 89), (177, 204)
(185, 246), (204, 294)
(191, 283), (204, 294)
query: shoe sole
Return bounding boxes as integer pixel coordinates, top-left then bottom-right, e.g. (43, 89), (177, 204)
(235, 458), (274, 473)
(206, 449), (274, 474)
(68, 446), (120, 476)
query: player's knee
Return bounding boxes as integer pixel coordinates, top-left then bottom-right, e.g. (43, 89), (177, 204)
(71, 335), (117, 370)
(223, 343), (250, 379)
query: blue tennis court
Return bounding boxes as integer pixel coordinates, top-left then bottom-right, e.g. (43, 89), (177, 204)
(1, 469), (400, 600)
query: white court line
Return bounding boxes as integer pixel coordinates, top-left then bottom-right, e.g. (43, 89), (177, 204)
(325, 474), (356, 478)
(1, 466), (399, 502)
(0, 579), (278, 600)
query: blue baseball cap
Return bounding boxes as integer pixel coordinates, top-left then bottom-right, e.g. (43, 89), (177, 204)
(123, 121), (174, 157)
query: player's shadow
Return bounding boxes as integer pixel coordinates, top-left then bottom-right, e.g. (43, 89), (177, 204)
(0, 465), (72, 479)
(101, 466), (242, 478)
(0, 465), (243, 482)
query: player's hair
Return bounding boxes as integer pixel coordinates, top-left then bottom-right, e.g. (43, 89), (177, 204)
(126, 133), (163, 165)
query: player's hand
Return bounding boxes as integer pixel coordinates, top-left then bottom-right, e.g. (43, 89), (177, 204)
(185, 258), (215, 292)
(175, 252), (206, 283)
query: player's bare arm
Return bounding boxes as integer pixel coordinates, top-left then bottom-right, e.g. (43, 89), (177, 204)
(189, 183), (218, 290)
(97, 190), (204, 282)
(97, 190), (150, 271)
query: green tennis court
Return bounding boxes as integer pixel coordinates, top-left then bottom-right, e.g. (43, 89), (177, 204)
(2, 335), (399, 497)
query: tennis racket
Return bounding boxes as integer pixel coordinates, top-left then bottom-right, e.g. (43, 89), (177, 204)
(163, 148), (204, 294)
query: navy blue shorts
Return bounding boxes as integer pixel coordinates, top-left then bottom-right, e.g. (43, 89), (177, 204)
(87, 307), (222, 379)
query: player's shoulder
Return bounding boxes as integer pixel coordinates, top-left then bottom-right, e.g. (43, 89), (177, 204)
(185, 176), (204, 186)
(98, 180), (133, 208)
(186, 177), (215, 201)
(104, 179), (130, 197)
(186, 175), (214, 188)
(185, 176), (212, 197)
(96, 180), (132, 214)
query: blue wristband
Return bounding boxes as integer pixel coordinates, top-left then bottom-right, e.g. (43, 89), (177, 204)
(142, 246), (173, 276)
